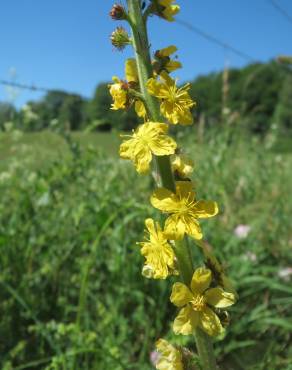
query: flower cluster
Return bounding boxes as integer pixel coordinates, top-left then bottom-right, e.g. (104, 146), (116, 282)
(108, 1), (237, 367)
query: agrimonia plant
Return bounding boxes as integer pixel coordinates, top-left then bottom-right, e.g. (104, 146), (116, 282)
(108, 1), (237, 369)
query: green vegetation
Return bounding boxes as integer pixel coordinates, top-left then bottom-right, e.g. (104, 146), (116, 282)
(0, 131), (119, 169)
(0, 128), (291, 369)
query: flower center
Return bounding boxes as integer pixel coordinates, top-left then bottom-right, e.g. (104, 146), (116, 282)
(167, 85), (179, 103)
(191, 295), (206, 311)
(176, 193), (195, 215)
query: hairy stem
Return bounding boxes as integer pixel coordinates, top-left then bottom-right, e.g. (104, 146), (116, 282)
(127, 0), (175, 192)
(126, 1), (217, 369)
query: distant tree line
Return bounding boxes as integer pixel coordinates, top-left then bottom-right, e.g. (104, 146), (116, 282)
(0, 61), (291, 134)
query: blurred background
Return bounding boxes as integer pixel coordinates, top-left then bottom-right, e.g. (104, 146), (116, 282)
(0, 1), (291, 369)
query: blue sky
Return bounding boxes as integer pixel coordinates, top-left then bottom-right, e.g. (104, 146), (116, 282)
(1, 0), (292, 107)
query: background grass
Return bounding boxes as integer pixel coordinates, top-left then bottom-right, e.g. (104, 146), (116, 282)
(0, 127), (291, 369)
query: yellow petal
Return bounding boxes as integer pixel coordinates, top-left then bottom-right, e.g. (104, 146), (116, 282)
(146, 78), (162, 96)
(160, 70), (175, 86)
(134, 146), (152, 174)
(125, 58), (138, 83)
(166, 60), (182, 72)
(145, 218), (155, 235)
(159, 0), (173, 5)
(119, 139), (135, 159)
(164, 214), (186, 240)
(205, 288), (236, 308)
(134, 100), (147, 118)
(162, 4), (180, 22)
(176, 181), (195, 200)
(194, 200), (219, 218)
(148, 135), (177, 156)
(137, 121), (168, 136)
(176, 109), (193, 125)
(191, 268), (212, 295)
(173, 306), (199, 335)
(112, 76), (120, 83)
(170, 282), (193, 307)
(199, 307), (223, 337)
(184, 215), (203, 240)
(159, 45), (177, 57)
(151, 188), (177, 212)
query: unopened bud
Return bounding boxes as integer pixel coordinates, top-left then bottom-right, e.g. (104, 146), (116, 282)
(181, 348), (200, 370)
(109, 4), (126, 20)
(110, 27), (131, 51)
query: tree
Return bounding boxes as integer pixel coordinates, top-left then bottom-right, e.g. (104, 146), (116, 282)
(273, 74), (292, 131)
(0, 102), (17, 130)
(59, 94), (85, 130)
(240, 62), (282, 134)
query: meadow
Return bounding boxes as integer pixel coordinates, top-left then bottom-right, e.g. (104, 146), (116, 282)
(0, 126), (291, 369)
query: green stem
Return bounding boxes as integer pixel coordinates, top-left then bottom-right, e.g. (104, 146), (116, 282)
(127, 0), (175, 192)
(195, 328), (218, 370)
(173, 239), (193, 284)
(126, 2), (217, 369)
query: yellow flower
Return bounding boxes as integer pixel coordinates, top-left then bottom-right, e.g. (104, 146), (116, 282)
(151, 181), (218, 240)
(155, 339), (183, 370)
(171, 155), (194, 178)
(109, 59), (147, 117)
(170, 267), (236, 337)
(157, 0), (180, 22)
(153, 45), (182, 74)
(138, 218), (177, 279)
(147, 72), (195, 125)
(120, 122), (177, 174)
(109, 76), (128, 110)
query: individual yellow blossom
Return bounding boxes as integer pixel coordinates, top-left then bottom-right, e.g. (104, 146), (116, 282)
(157, 0), (180, 22)
(153, 45), (182, 74)
(138, 218), (177, 279)
(155, 339), (183, 370)
(109, 76), (128, 110)
(171, 155), (194, 179)
(151, 181), (218, 240)
(147, 71), (195, 125)
(170, 267), (236, 337)
(120, 122), (177, 174)
(109, 59), (146, 117)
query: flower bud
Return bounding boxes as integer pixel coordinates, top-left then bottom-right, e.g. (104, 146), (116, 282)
(110, 27), (131, 51)
(109, 4), (127, 20)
